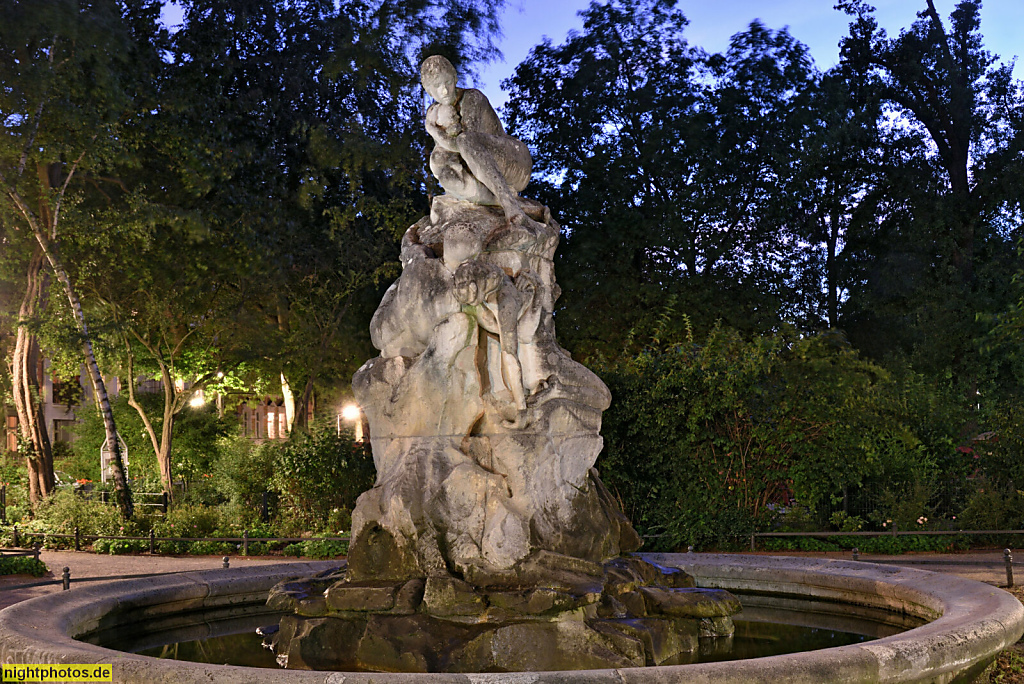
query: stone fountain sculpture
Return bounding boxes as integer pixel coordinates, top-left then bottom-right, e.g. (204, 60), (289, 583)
(267, 55), (739, 672)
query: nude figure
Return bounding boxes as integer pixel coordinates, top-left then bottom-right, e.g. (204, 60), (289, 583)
(421, 55), (534, 228)
(453, 259), (530, 428)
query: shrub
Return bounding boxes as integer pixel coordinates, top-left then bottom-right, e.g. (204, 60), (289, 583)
(301, 536), (349, 559)
(273, 425), (374, 530)
(597, 327), (960, 550)
(93, 537), (148, 555)
(0, 556), (48, 577)
(212, 435), (277, 513)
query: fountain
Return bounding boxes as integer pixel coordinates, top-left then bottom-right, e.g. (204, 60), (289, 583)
(263, 54), (739, 671)
(0, 55), (1022, 683)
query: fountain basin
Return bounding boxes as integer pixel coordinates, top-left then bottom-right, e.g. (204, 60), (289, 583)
(0, 554), (1020, 683)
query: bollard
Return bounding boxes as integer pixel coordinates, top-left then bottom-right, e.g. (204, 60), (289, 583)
(687, 546), (694, 554)
(62, 567), (70, 591)
(12, 524), (17, 548)
(222, 556), (230, 569)
(853, 548), (860, 561)
(74, 526), (81, 552)
(1006, 549), (1014, 588)
(243, 530), (249, 557)
(149, 529), (156, 554)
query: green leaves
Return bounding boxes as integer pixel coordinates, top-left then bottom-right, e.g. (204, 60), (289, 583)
(597, 326), (970, 549)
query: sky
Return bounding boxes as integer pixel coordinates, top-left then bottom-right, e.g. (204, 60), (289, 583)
(160, 1), (1024, 111)
(481, 0), (1024, 108)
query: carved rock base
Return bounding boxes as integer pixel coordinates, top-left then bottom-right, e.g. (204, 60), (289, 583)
(266, 557), (740, 672)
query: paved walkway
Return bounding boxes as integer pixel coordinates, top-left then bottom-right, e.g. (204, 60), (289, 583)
(0, 552), (337, 611)
(739, 549), (1016, 586)
(0, 548), (1017, 612)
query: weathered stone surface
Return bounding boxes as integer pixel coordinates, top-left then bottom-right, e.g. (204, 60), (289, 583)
(324, 580), (401, 612)
(454, 620), (646, 672)
(273, 615), (366, 671)
(639, 587), (741, 618)
(699, 615), (736, 638)
(346, 56), (641, 585)
(422, 576), (487, 617)
(268, 56), (742, 675)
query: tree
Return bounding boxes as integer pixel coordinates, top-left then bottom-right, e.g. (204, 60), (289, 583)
(782, 66), (885, 330)
(503, 1), (819, 359)
(158, 0), (506, 426)
(0, 0), (168, 517)
(836, 0), (1024, 385)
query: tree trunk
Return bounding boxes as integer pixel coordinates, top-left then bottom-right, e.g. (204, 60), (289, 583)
(11, 247), (55, 505)
(281, 372), (295, 434)
(4, 160), (132, 519)
(37, 232), (133, 519)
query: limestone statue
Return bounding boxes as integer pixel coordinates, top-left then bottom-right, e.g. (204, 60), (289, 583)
(421, 55), (534, 229)
(266, 55), (739, 673)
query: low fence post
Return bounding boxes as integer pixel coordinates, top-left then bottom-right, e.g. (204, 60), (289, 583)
(162, 491), (169, 514)
(62, 567), (70, 591)
(243, 530), (249, 557)
(12, 524), (17, 548)
(33, 543), (40, 562)
(1, 483), (6, 523)
(750, 533), (755, 552)
(261, 492), (269, 523)
(892, 522), (897, 538)
(149, 529), (156, 554)
(74, 526), (80, 552)
(1005, 549), (1014, 588)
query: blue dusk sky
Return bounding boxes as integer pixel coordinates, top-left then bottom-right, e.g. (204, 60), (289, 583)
(481, 0), (1023, 108)
(160, 1), (1024, 111)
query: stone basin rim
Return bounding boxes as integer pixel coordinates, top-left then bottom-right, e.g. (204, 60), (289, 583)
(0, 554), (1020, 683)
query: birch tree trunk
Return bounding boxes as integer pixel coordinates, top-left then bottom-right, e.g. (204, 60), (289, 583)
(2, 182), (134, 519)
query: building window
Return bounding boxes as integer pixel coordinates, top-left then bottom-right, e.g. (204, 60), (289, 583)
(267, 411), (276, 440)
(53, 419), (76, 444)
(51, 375), (82, 407)
(6, 415), (17, 452)
(278, 412), (287, 439)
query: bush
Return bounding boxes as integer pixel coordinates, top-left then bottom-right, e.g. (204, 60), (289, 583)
(212, 435), (276, 513)
(152, 503), (222, 539)
(188, 540), (235, 555)
(273, 425), (374, 530)
(93, 537), (149, 554)
(0, 556), (48, 577)
(301, 536), (349, 559)
(597, 327), (964, 550)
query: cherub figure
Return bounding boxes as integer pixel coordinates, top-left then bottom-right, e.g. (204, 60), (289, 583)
(453, 259), (530, 428)
(421, 55), (535, 229)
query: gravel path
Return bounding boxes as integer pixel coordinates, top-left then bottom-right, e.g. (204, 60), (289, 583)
(0, 551), (338, 611)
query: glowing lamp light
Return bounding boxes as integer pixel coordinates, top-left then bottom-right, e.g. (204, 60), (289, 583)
(189, 389), (205, 408)
(341, 404), (361, 422)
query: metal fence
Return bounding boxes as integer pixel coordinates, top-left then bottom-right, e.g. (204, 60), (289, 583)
(3, 525), (349, 557)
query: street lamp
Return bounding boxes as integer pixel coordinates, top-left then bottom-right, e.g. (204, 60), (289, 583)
(340, 403), (363, 442)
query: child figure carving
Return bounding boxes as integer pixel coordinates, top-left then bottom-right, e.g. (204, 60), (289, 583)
(421, 55), (535, 228)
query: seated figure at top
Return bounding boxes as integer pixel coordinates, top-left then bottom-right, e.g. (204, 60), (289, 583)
(421, 55), (534, 228)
